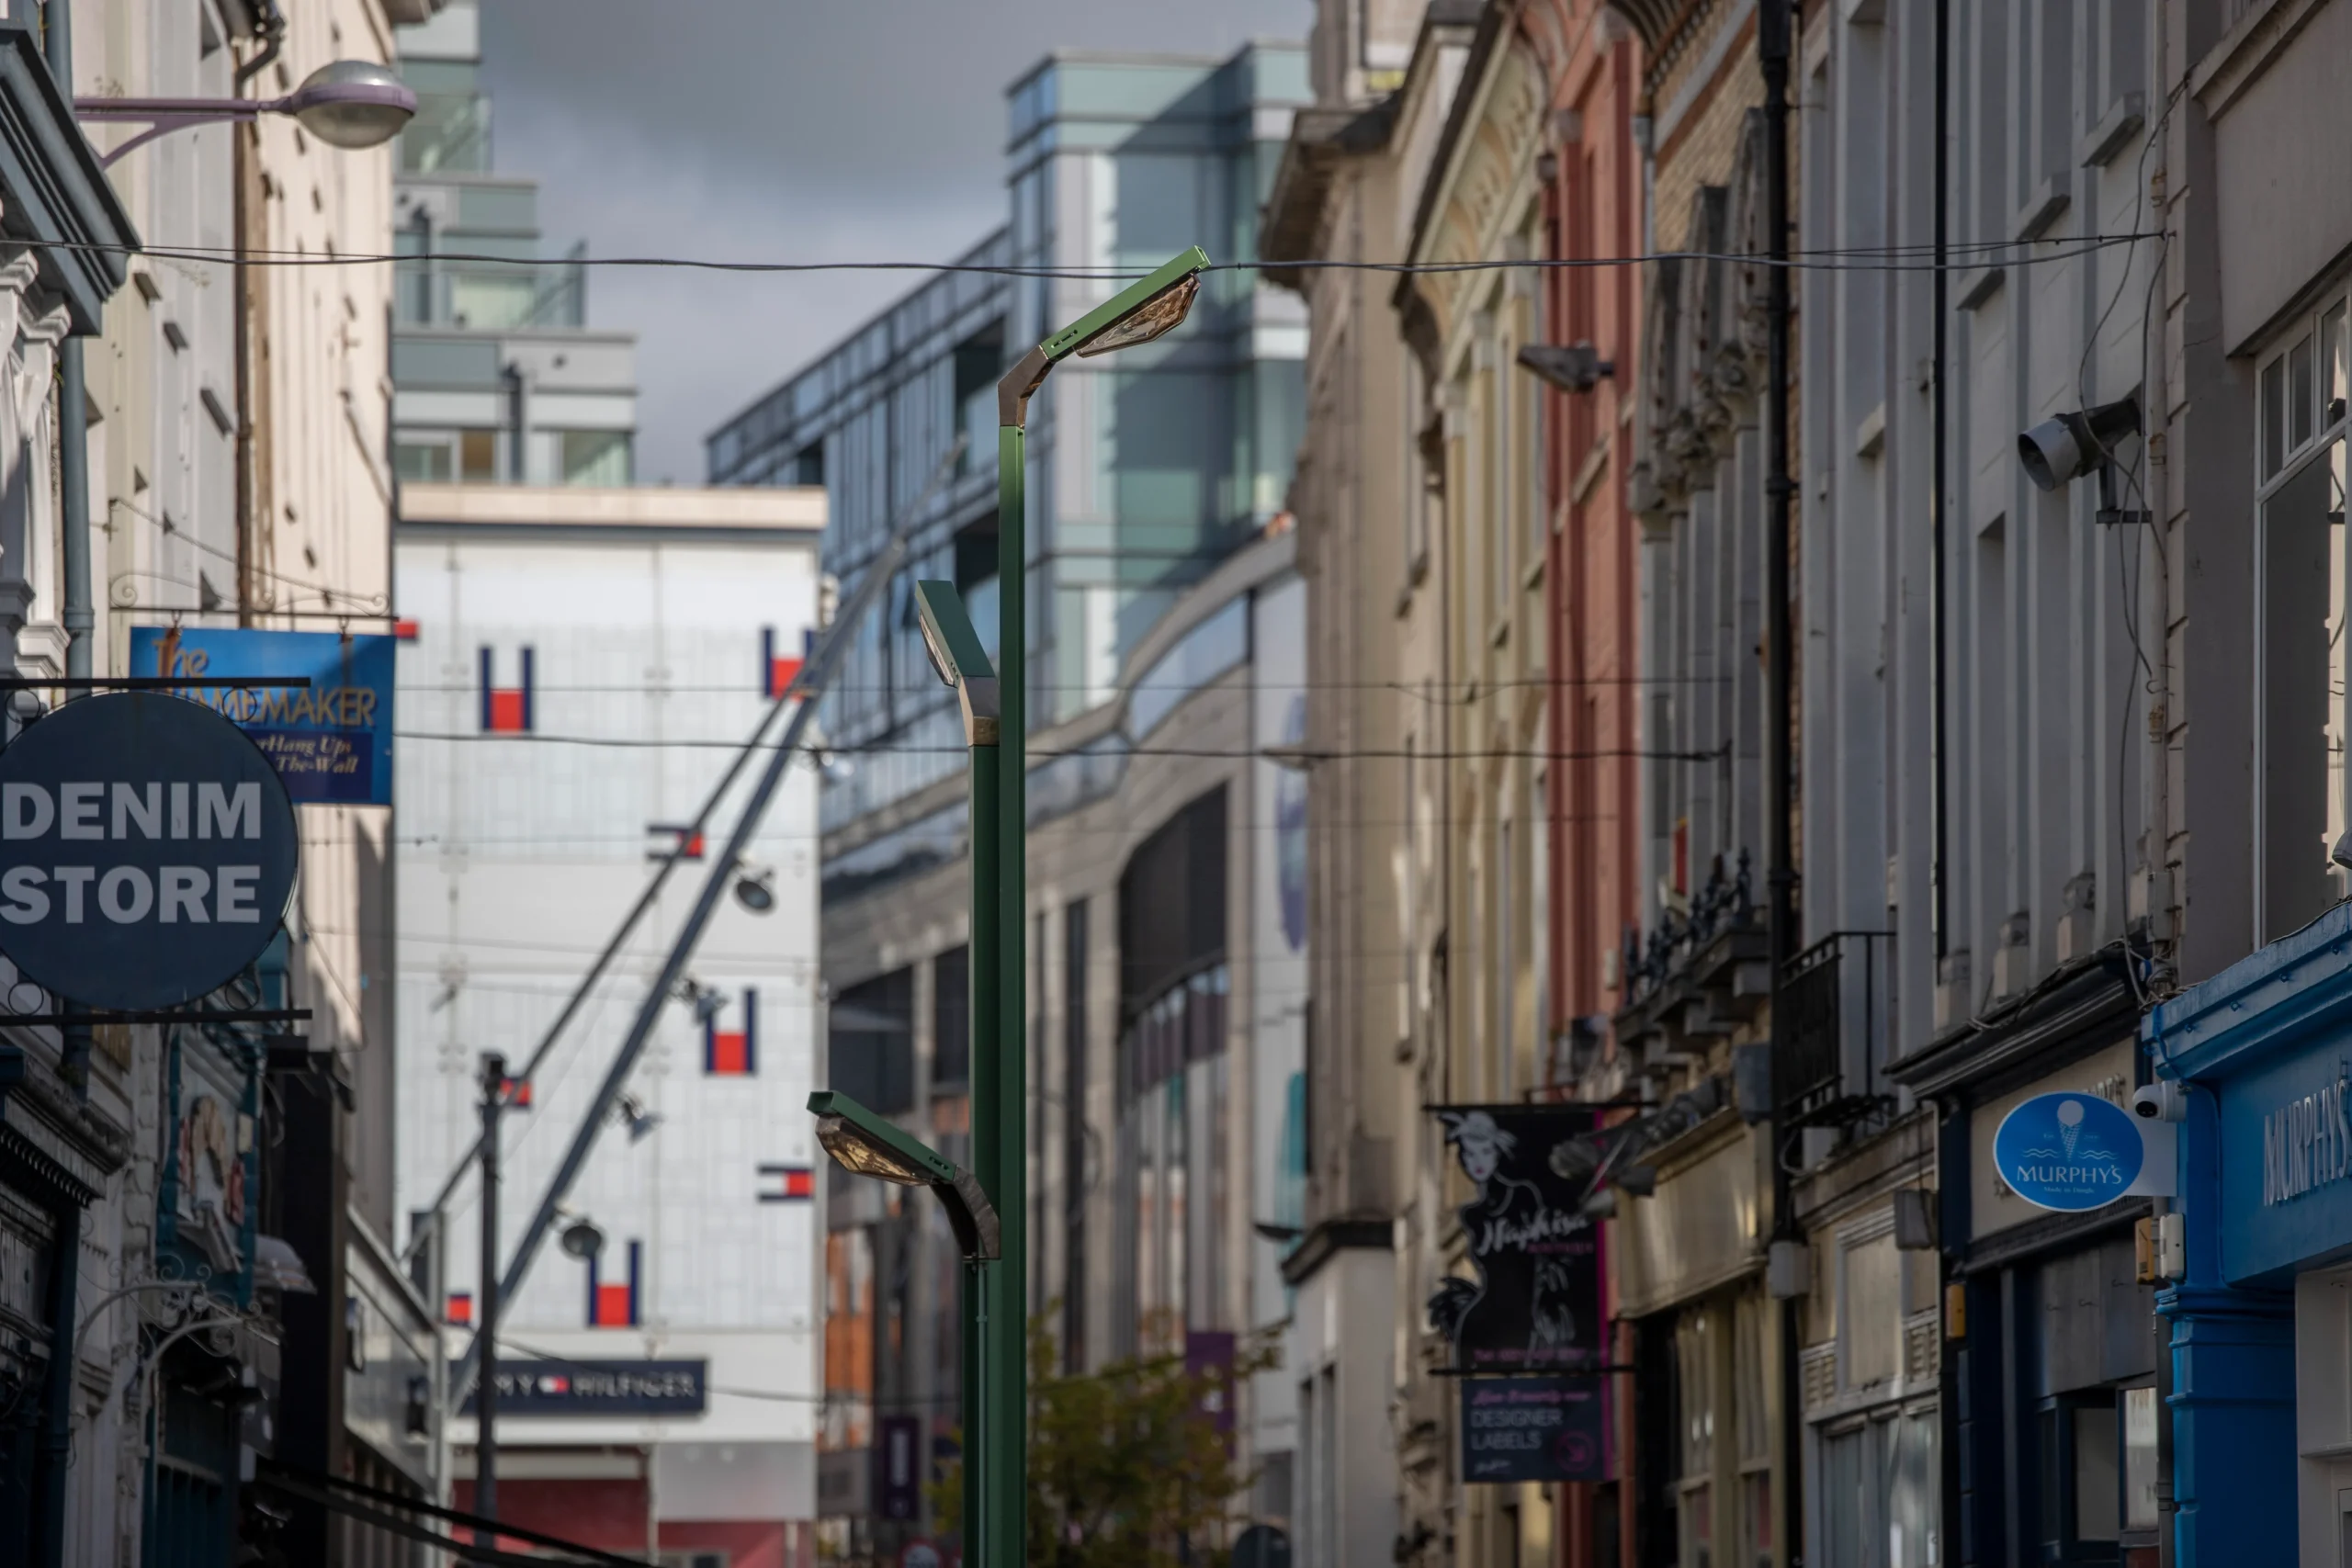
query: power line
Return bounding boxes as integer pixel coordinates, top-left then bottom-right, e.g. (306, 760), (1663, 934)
(10, 231), (2163, 279)
(390, 729), (1723, 763)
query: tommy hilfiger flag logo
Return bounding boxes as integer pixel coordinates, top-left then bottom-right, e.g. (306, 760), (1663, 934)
(446, 1292), (473, 1325)
(757, 1163), (816, 1202)
(586, 1239), (642, 1328)
(705, 988), (758, 1076)
(479, 647), (536, 732)
(648, 823), (707, 861)
(763, 626), (813, 699)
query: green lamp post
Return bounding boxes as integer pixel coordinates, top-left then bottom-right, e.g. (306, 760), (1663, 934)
(808, 1088), (1002, 1561)
(912, 578), (1002, 1567)
(983, 246), (1209, 1568)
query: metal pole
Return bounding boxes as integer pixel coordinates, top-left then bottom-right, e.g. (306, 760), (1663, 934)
(990, 422), (1028, 1568)
(967, 732), (1001, 1567)
(1759, 2), (1804, 1564)
(428, 1212), (451, 1514)
(447, 448), (959, 1405)
(477, 1052), (504, 1545)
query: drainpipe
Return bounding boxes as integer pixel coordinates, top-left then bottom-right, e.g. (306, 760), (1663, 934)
(1929, 0), (1951, 967)
(1930, 5), (1966, 1565)
(1758, 6), (1804, 1568)
(48, 0), (90, 684)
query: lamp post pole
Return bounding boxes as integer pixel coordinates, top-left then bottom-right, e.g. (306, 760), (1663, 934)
(987, 405), (1030, 1568)
(911, 580), (1003, 1567)
(967, 701), (1001, 1567)
(987, 247), (1208, 1568)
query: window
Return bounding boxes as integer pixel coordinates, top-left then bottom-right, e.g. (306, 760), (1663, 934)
(2255, 295), (2352, 941)
(1063, 902), (1089, 1370)
(1497, 817), (1514, 1099)
(395, 440), (452, 483)
(1676, 1311), (1714, 1568)
(458, 428), (498, 482)
(830, 966), (915, 1114)
(933, 944), (969, 1089)
(1734, 1294), (1772, 1568)
(2038, 1390), (2123, 1560)
(560, 430), (631, 487)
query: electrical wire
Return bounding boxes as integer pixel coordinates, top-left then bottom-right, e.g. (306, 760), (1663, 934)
(389, 729), (1719, 762)
(7, 231), (2165, 279)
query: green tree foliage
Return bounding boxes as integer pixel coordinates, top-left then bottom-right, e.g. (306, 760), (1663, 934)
(932, 1313), (1278, 1568)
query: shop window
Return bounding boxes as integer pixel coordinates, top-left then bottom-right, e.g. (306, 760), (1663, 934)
(2121, 1385), (2160, 1534)
(2256, 296), (2352, 942)
(2038, 1390), (2123, 1560)
(1676, 1312), (1715, 1568)
(1734, 1294), (1772, 1568)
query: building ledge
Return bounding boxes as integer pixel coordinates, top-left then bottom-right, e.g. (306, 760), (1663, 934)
(1888, 948), (2139, 1100)
(1281, 1214), (1393, 1286)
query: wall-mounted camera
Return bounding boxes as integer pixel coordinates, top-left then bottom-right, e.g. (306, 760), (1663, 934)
(2132, 1081), (2188, 1123)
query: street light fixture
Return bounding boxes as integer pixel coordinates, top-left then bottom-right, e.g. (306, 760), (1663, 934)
(981, 244), (1211, 1568)
(808, 1090), (1000, 1262)
(915, 581), (1001, 746)
(75, 59), (417, 167)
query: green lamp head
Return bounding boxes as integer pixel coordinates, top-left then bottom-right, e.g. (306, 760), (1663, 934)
(912, 581), (1001, 746)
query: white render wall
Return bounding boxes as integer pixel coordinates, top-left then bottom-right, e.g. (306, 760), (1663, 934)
(393, 488), (825, 1458)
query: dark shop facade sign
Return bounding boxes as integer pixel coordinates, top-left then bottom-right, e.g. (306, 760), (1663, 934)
(459, 1359), (707, 1418)
(0, 693), (300, 1010)
(1460, 1376), (1608, 1483)
(1427, 1105), (1607, 1371)
(130, 626), (395, 806)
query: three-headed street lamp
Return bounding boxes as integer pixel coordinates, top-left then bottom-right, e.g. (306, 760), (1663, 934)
(818, 247), (1209, 1568)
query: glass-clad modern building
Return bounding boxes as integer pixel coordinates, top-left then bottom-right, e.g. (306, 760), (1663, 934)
(707, 43), (1310, 838)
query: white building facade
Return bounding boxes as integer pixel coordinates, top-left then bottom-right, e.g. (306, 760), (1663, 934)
(393, 481), (826, 1566)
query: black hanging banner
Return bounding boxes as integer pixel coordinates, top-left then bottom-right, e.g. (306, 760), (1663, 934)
(1427, 1104), (1608, 1373)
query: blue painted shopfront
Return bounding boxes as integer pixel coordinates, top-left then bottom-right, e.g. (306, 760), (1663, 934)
(2143, 904), (2352, 1566)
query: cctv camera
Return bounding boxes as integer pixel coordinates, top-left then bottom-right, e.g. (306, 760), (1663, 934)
(2132, 1081), (2188, 1123)
(2018, 396), (2142, 491)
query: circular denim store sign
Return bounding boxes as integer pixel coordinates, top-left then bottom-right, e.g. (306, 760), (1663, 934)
(0, 692), (299, 1010)
(1993, 1091), (2145, 1213)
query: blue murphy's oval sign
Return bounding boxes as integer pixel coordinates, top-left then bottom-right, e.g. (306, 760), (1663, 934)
(0, 693), (299, 1010)
(1994, 1091), (2145, 1213)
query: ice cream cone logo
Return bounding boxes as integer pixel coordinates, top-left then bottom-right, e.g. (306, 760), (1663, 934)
(2056, 1098), (2085, 1158)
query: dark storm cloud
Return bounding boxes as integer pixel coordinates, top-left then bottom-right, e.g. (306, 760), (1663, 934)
(475, 0), (1309, 482)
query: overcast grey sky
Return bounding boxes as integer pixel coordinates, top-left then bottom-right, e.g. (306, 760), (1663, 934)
(476, 1), (1312, 484)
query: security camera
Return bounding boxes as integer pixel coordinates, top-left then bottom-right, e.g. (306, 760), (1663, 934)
(2018, 396), (2141, 491)
(2132, 1081), (2188, 1123)
(560, 1218), (606, 1259)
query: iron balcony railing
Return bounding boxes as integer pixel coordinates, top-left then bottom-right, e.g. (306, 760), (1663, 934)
(1777, 930), (1893, 1126)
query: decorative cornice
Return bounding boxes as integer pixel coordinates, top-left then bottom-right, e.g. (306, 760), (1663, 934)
(0, 25), (137, 333)
(2145, 901), (2352, 1082)
(2191, 0), (2333, 121)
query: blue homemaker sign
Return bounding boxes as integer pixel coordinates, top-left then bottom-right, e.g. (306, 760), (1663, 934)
(128, 626), (394, 806)
(1992, 1090), (2146, 1212)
